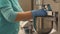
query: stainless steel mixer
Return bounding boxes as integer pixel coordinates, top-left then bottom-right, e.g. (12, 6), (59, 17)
(33, 0), (58, 34)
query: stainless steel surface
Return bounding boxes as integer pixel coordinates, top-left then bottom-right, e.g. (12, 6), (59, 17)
(33, 0), (59, 34)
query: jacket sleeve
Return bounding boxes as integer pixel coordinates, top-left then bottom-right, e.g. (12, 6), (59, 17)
(0, 0), (18, 23)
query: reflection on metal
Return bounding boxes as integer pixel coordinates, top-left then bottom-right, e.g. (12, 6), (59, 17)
(35, 12), (58, 34)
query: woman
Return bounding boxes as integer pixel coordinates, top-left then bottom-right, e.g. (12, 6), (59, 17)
(0, 0), (47, 34)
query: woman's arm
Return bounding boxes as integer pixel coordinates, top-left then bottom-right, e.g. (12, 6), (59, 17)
(15, 9), (47, 21)
(15, 11), (32, 21)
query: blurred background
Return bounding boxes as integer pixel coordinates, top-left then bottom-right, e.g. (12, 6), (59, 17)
(19, 0), (32, 11)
